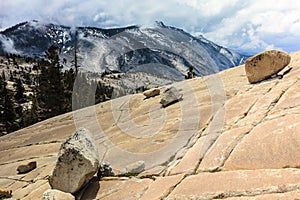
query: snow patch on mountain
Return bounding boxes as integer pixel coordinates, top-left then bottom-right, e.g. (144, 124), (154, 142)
(0, 21), (247, 82)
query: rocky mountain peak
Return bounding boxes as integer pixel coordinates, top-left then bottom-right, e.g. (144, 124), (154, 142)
(0, 21), (247, 81)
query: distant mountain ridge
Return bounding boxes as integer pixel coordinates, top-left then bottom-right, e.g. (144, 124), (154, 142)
(0, 20), (247, 81)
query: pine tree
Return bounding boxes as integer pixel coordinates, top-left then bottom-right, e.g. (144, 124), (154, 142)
(23, 93), (39, 126)
(62, 68), (75, 112)
(185, 65), (196, 79)
(73, 30), (80, 75)
(0, 72), (19, 134)
(36, 60), (49, 120)
(95, 81), (104, 104)
(95, 81), (113, 104)
(37, 45), (65, 119)
(4, 87), (19, 133)
(13, 78), (26, 128)
(14, 78), (25, 102)
(0, 71), (6, 134)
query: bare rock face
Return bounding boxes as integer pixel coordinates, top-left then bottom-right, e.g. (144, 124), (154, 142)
(160, 86), (183, 107)
(4, 51), (300, 199)
(49, 128), (99, 194)
(143, 88), (160, 99)
(43, 189), (75, 200)
(17, 161), (37, 174)
(245, 50), (291, 83)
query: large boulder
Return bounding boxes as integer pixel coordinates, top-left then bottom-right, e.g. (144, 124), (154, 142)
(245, 50), (291, 83)
(160, 86), (183, 107)
(43, 189), (75, 200)
(49, 128), (99, 194)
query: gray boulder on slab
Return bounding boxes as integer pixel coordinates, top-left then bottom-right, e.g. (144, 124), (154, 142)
(160, 86), (183, 107)
(245, 50), (291, 83)
(49, 128), (99, 194)
(120, 161), (145, 175)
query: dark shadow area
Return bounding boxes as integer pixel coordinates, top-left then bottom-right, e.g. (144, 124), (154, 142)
(76, 176), (100, 200)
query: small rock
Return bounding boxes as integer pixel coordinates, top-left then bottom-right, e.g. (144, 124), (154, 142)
(143, 88), (160, 99)
(160, 86), (183, 107)
(17, 161), (37, 174)
(0, 187), (12, 198)
(277, 65), (292, 79)
(49, 128), (99, 194)
(245, 50), (291, 83)
(120, 161), (145, 175)
(43, 189), (75, 200)
(97, 163), (115, 179)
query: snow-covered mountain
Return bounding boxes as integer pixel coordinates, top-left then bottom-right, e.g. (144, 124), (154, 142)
(0, 20), (247, 81)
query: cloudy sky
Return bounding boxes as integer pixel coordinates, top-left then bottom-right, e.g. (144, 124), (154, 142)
(1, 0), (300, 54)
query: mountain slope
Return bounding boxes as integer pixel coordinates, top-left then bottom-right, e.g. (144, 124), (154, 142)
(0, 50), (300, 199)
(0, 21), (247, 81)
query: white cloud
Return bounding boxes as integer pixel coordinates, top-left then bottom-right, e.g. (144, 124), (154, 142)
(177, 0), (240, 17)
(0, 35), (22, 54)
(1, 0), (300, 54)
